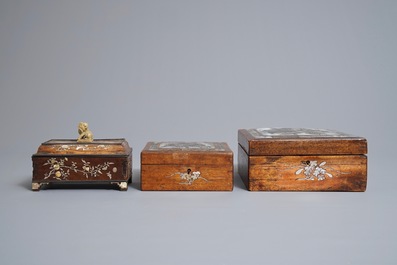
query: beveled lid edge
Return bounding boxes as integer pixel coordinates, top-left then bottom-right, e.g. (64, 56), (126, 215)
(141, 141), (233, 153)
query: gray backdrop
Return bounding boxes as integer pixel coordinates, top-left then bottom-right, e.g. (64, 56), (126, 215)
(1, 1), (396, 264)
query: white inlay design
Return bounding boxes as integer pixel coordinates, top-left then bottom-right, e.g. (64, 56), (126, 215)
(295, 161), (333, 181)
(150, 142), (225, 151)
(43, 157), (116, 180)
(167, 169), (208, 185)
(294, 160), (351, 181)
(249, 128), (353, 139)
(53, 144), (109, 151)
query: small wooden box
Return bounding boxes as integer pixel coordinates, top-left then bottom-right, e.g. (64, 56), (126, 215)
(238, 128), (367, 191)
(32, 139), (132, 191)
(141, 142), (233, 191)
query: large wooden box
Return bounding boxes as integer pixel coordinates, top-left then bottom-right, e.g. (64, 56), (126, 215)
(141, 142), (233, 191)
(238, 128), (367, 191)
(32, 139), (132, 191)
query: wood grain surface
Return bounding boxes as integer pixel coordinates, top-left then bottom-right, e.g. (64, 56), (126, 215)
(238, 129), (367, 155)
(238, 145), (367, 191)
(141, 164), (233, 191)
(141, 141), (233, 191)
(141, 142), (232, 165)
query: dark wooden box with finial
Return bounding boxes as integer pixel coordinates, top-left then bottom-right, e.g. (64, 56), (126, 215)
(238, 128), (367, 191)
(31, 123), (132, 191)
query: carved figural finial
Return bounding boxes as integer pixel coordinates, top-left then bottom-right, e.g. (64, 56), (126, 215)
(77, 122), (93, 143)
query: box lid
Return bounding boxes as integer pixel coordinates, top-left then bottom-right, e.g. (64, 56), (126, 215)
(141, 141), (233, 165)
(238, 128), (367, 155)
(32, 139), (132, 157)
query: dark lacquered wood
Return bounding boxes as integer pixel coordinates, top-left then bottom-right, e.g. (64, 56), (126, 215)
(32, 139), (132, 191)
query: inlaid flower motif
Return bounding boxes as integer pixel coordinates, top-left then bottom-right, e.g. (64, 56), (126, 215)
(55, 145), (109, 151)
(295, 161), (333, 181)
(168, 169), (208, 185)
(43, 158), (115, 181)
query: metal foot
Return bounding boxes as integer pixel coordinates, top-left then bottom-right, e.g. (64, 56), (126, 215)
(32, 182), (42, 191)
(118, 182), (128, 191)
(112, 181), (128, 191)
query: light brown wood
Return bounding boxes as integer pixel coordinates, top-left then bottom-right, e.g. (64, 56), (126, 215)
(141, 142), (232, 165)
(141, 142), (233, 191)
(238, 128), (368, 191)
(238, 129), (367, 155)
(141, 165), (233, 191)
(238, 145), (367, 191)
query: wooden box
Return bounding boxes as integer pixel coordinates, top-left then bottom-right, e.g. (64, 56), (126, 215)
(141, 142), (233, 191)
(238, 128), (367, 191)
(32, 139), (132, 191)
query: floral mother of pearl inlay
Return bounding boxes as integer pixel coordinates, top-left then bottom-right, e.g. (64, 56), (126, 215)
(295, 161), (333, 181)
(249, 128), (354, 139)
(53, 144), (110, 151)
(43, 157), (117, 180)
(149, 142), (226, 151)
(295, 160), (350, 181)
(167, 169), (208, 185)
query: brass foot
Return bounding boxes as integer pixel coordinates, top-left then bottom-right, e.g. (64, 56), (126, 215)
(118, 182), (128, 191)
(32, 182), (42, 191)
